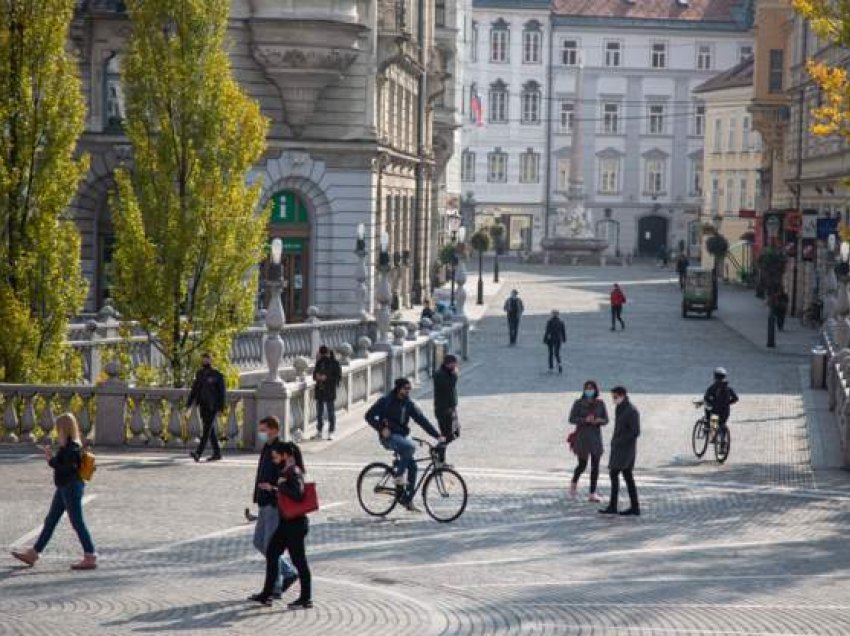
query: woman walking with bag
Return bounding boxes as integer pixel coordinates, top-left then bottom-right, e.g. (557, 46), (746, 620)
(251, 441), (313, 608)
(10, 413), (97, 570)
(567, 380), (608, 502)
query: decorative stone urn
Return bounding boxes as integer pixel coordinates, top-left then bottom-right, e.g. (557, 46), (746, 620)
(247, 0), (366, 137)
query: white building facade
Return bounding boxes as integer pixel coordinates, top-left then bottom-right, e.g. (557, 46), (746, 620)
(461, 0), (551, 253)
(463, 0), (754, 257)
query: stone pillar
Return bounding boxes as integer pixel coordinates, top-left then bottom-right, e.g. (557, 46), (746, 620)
(255, 382), (291, 442)
(94, 361), (127, 446)
(307, 306), (321, 357)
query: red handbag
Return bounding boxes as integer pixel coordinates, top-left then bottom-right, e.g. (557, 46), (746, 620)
(277, 482), (319, 520)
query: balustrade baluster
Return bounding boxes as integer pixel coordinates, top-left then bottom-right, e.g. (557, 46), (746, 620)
(188, 407), (201, 444)
(77, 396), (93, 441)
(2, 395), (19, 443)
(128, 397), (148, 445)
(148, 398), (165, 447)
(38, 396), (56, 444)
(167, 399), (184, 447)
(226, 398), (240, 450)
(20, 395), (36, 443)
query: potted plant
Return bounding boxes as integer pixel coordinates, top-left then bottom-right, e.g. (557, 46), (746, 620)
(705, 233), (729, 310)
(469, 230), (492, 305)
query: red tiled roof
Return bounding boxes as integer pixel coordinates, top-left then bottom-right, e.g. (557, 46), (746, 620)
(552, 0), (742, 22)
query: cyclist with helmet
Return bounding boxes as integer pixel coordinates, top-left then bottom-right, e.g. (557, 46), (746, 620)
(703, 367), (739, 438)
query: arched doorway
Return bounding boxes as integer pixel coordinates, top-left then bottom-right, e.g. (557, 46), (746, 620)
(262, 190), (311, 322)
(637, 215), (668, 257)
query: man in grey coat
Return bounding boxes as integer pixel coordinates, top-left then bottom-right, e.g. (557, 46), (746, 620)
(599, 386), (640, 516)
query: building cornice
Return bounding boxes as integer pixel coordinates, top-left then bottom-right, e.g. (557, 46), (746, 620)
(551, 15), (751, 33)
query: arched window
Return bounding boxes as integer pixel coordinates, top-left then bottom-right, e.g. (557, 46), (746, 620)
(104, 52), (125, 131)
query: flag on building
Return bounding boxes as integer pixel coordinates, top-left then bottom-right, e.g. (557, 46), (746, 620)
(470, 84), (483, 127)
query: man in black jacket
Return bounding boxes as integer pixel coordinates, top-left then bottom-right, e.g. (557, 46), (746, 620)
(188, 352), (227, 462)
(312, 346), (342, 441)
(433, 354), (460, 463)
(543, 309), (567, 373)
(251, 416), (297, 598)
(600, 386), (641, 517)
(365, 378), (444, 510)
(503, 289), (524, 345)
(704, 367), (739, 436)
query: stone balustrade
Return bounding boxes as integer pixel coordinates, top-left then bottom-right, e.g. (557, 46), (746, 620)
(821, 318), (850, 465)
(3, 322), (468, 448)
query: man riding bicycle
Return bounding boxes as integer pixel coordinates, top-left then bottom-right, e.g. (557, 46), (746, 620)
(703, 367), (739, 439)
(365, 378), (445, 511)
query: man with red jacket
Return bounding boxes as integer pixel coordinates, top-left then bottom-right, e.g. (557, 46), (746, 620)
(610, 284), (626, 331)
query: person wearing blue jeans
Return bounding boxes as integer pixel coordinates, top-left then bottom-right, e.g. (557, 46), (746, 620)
(365, 378), (444, 511)
(11, 413), (97, 570)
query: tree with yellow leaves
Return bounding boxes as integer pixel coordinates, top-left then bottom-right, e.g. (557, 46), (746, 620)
(794, 1), (850, 139)
(112, 0), (269, 386)
(0, 0), (89, 383)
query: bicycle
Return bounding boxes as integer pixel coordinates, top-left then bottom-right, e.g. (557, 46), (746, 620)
(691, 400), (731, 464)
(357, 437), (468, 523)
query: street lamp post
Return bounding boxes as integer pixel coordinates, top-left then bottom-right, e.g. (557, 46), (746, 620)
(376, 232), (392, 345)
(446, 213), (461, 312)
(355, 223), (372, 321)
(455, 226), (468, 322)
(477, 242), (484, 306)
(264, 238), (285, 384)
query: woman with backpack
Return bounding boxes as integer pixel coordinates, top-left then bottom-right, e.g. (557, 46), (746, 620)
(567, 380), (608, 503)
(10, 413), (97, 570)
(250, 441), (313, 608)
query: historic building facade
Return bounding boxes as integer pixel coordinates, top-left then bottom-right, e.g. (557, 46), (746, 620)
(69, 0), (452, 318)
(462, 0), (754, 257)
(693, 56), (763, 273)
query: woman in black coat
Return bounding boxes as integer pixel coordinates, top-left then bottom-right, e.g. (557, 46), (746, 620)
(251, 442), (312, 608)
(600, 386), (640, 516)
(567, 380), (608, 502)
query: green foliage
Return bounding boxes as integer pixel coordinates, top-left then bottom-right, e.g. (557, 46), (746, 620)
(706, 234), (730, 257)
(112, 0), (270, 387)
(469, 230), (491, 254)
(489, 224), (505, 241)
(439, 243), (456, 266)
(0, 0), (89, 383)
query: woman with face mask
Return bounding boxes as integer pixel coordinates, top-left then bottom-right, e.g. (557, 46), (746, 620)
(567, 380), (608, 502)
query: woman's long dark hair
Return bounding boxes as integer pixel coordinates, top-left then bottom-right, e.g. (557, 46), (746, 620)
(273, 441), (306, 473)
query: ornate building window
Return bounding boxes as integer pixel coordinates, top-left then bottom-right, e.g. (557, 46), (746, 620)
(648, 103), (666, 135)
(597, 150), (622, 194)
(602, 102), (620, 134)
(490, 19), (509, 63)
(520, 81), (541, 124)
(605, 41), (622, 67)
(487, 148), (508, 183)
(523, 20), (542, 64)
(643, 150), (668, 195)
(104, 52), (125, 132)
(694, 103), (705, 136)
(470, 21), (478, 62)
(696, 44), (714, 71)
(651, 42), (667, 69)
(461, 150), (476, 182)
(561, 39), (578, 66)
(519, 148), (540, 183)
(489, 79), (509, 123)
(559, 100), (574, 133)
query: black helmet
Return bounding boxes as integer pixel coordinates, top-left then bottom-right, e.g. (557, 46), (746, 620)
(713, 367), (727, 380)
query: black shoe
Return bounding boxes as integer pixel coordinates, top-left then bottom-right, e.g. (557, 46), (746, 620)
(190, 451), (200, 463)
(281, 575), (298, 594)
(248, 593), (272, 606)
(206, 455), (222, 462)
(620, 508), (641, 517)
(610, 327), (616, 331)
(558, 364), (563, 374)
(598, 507), (618, 515)
(288, 599), (313, 610)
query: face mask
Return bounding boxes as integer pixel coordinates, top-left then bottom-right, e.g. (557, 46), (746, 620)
(583, 390), (595, 399)
(257, 431), (269, 444)
(613, 397), (623, 406)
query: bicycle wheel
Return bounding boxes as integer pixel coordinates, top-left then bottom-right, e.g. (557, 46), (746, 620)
(422, 467), (468, 523)
(357, 462), (399, 517)
(692, 419), (709, 458)
(714, 427), (731, 464)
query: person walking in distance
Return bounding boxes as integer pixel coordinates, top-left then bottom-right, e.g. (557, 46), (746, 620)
(503, 289), (524, 345)
(432, 354), (460, 464)
(610, 284), (626, 331)
(567, 381), (608, 502)
(543, 309), (567, 374)
(365, 378), (445, 511)
(312, 346), (342, 441)
(11, 414), (97, 570)
(676, 253), (690, 290)
(188, 352), (227, 462)
(599, 386), (641, 516)
(252, 416), (298, 599)
(251, 442), (312, 608)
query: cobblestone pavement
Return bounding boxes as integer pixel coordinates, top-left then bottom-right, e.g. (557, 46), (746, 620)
(2, 264), (848, 636)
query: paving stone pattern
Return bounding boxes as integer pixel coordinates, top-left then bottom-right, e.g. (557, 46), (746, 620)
(1, 264), (848, 635)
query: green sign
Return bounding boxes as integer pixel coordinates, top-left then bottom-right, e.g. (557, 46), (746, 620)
(271, 191), (309, 225)
(268, 237), (305, 254)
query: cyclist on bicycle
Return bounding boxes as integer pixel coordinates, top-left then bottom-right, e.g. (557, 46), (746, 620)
(365, 378), (445, 511)
(703, 367), (738, 439)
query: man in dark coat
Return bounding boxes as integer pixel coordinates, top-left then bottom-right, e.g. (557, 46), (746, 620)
(188, 352), (226, 462)
(312, 345), (342, 441)
(365, 378), (444, 510)
(599, 386), (640, 516)
(703, 366), (738, 435)
(543, 309), (567, 373)
(503, 289), (524, 345)
(432, 354), (460, 463)
(676, 254), (690, 290)
(252, 416), (297, 597)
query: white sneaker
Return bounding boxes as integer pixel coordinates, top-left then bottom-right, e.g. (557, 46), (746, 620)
(327, 433), (335, 441)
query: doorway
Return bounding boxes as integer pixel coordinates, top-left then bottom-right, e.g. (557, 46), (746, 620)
(637, 215), (668, 257)
(263, 190), (311, 322)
